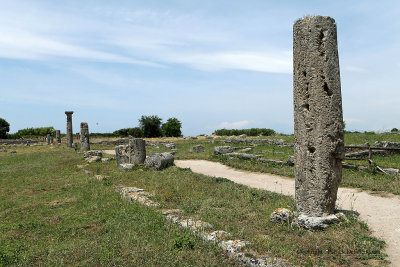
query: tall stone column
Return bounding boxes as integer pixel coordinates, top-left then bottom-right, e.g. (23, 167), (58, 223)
(129, 138), (146, 164)
(56, 130), (61, 144)
(293, 16), (344, 217)
(65, 111), (74, 148)
(80, 122), (90, 151)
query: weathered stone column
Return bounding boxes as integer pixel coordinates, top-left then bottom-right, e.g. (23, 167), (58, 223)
(293, 16), (344, 217)
(80, 122), (90, 151)
(65, 111), (74, 148)
(56, 130), (61, 144)
(128, 138), (146, 164)
(46, 134), (51, 145)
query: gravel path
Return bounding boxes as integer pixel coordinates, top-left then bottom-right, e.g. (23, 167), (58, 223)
(175, 160), (400, 266)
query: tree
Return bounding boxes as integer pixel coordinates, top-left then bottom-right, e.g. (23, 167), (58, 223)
(0, 118), (10, 139)
(139, 115), (162, 138)
(162, 118), (182, 137)
(113, 127), (143, 137)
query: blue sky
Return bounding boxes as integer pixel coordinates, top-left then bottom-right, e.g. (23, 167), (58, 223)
(1, 0), (399, 136)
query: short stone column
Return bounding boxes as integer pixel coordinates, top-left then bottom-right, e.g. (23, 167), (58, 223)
(56, 130), (61, 144)
(80, 122), (90, 151)
(293, 16), (344, 217)
(65, 111), (74, 148)
(128, 138), (146, 164)
(46, 134), (51, 145)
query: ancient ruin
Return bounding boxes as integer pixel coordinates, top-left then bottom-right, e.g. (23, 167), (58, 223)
(293, 16), (344, 217)
(115, 138), (146, 168)
(56, 130), (61, 144)
(80, 122), (90, 151)
(128, 138), (146, 164)
(65, 111), (74, 148)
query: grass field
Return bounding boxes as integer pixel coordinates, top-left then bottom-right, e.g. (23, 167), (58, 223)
(0, 143), (389, 266)
(148, 132), (400, 195)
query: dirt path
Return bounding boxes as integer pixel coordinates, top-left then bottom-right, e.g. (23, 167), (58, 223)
(175, 160), (400, 266)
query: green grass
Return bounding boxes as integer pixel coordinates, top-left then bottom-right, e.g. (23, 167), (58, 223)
(166, 133), (400, 195)
(0, 146), (238, 266)
(0, 144), (389, 266)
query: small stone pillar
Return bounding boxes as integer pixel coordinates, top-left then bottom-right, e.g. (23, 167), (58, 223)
(128, 138), (146, 164)
(65, 111), (74, 148)
(80, 122), (90, 151)
(293, 16), (344, 217)
(46, 134), (51, 145)
(56, 130), (61, 144)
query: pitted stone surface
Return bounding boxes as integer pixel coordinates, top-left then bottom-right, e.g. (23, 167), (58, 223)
(270, 208), (293, 224)
(119, 163), (134, 170)
(214, 146), (234, 155)
(293, 16), (344, 216)
(220, 240), (247, 254)
(84, 151), (103, 158)
(115, 138), (146, 167)
(80, 122), (90, 151)
(202, 230), (230, 242)
(65, 111), (74, 148)
(56, 130), (61, 144)
(144, 152), (174, 170)
(293, 213), (340, 230)
(128, 138), (146, 164)
(115, 145), (129, 166)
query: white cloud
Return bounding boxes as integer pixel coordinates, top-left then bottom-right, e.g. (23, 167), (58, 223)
(0, 1), (291, 74)
(0, 28), (160, 66)
(217, 120), (250, 129)
(161, 51), (291, 73)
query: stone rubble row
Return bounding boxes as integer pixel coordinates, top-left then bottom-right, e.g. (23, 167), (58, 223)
(115, 184), (292, 267)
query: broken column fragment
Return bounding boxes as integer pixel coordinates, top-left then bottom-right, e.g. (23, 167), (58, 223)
(293, 16), (345, 217)
(115, 138), (146, 168)
(80, 122), (90, 151)
(65, 111), (74, 148)
(56, 130), (61, 144)
(128, 138), (146, 164)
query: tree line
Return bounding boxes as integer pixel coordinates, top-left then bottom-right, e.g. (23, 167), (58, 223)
(0, 115), (182, 139)
(213, 128), (275, 136)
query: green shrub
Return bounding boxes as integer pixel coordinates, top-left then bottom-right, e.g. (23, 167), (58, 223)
(113, 127), (143, 138)
(213, 128), (275, 137)
(12, 127), (55, 138)
(0, 118), (10, 139)
(162, 118), (182, 137)
(139, 115), (162, 138)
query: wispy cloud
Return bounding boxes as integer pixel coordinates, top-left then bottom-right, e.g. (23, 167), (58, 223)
(159, 51), (291, 73)
(0, 1), (291, 73)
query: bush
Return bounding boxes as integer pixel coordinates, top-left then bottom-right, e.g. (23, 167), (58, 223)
(162, 118), (182, 137)
(12, 127), (55, 138)
(0, 118), (10, 139)
(391, 128), (398, 132)
(213, 128), (275, 137)
(113, 127), (143, 138)
(139, 115), (162, 138)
